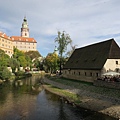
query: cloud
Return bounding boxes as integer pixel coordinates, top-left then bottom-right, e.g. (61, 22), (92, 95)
(0, 0), (120, 56)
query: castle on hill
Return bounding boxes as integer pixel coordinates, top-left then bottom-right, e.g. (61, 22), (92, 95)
(0, 17), (37, 57)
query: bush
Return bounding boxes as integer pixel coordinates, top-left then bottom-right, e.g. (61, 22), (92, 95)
(0, 68), (12, 80)
(15, 71), (24, 76)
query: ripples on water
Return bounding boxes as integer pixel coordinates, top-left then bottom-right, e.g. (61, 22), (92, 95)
(0, 76), (117, 120)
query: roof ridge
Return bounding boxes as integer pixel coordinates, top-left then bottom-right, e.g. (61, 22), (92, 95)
(76, 38), (114, 50)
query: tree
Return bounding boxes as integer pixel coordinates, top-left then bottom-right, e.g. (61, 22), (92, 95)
(12, 48), (32, 69)
(0, 49), (10, 71)
(0, 67), (12, 80)
(44, 52), (59, 73)
(25, 51), (41, 60)
(0, 49), (11, 80)
(66, 44), (77, 59)
(18, 56), (27, 68)
(55, 31), (72, 74)
(9, 58), (20, 73)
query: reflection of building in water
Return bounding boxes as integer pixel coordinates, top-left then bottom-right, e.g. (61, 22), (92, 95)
(15, 75), (41, 87)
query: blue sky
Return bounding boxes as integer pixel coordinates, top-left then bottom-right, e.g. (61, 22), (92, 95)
(0, 0), (120, 57)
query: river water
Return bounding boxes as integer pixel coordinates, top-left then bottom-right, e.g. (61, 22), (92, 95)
(0, 75), (117, 120)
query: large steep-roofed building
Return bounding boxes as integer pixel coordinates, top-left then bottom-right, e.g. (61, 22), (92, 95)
(63, 39), (120, 82)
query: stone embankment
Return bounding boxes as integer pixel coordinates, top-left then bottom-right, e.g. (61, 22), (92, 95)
(43, 78), (120, 119)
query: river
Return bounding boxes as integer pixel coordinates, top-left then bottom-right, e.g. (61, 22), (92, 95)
(0, 75), (117, 120)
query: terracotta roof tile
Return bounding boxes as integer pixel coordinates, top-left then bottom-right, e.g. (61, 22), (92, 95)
(0, 32), (11, 40)
(11, 36), (37, 43)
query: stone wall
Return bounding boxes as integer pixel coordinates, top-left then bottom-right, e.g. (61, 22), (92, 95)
(94, 80), (120, 90)
(63, 69), (101, 82)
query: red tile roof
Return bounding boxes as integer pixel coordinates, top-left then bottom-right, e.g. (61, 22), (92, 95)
(0, 32), (11, 40)
(11, 36), (37, 43)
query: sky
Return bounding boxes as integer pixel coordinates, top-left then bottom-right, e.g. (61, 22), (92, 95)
(0, 0), (120, 57)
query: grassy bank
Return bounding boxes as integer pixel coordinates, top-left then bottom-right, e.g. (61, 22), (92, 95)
(43, 84), (81, 105)
(46, 75), (120, 99)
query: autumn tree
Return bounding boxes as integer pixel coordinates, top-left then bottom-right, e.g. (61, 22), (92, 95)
(55, 31), (72, 74)
(12, 48), (32, 69)
(44, 52), (59, 73)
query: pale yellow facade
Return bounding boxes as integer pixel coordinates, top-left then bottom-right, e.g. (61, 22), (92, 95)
(0, 33), (13, 57)
(101, 59), (120, 74)
(11, 37), (37, 52)
(13, 41), (37, 52)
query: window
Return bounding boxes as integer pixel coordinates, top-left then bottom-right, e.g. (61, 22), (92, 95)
(90, 72), (92, 76)
(85, 72), (86, 76)
(79, 72), (80, 75)
(116, 61), (118, 65)
(96, 73), (99, 77)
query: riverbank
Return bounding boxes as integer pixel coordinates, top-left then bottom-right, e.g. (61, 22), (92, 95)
(43, 77), (120, 119)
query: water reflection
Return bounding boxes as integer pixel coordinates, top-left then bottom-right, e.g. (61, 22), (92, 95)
(0, 75), (117, 120)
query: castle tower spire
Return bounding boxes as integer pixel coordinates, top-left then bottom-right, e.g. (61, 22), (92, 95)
(21, 16), (29, 38)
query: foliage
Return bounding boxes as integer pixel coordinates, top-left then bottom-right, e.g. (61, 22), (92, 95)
(0, 49), (12, 80)
(0, 67), (12, 80)
(55, 31), (72, 57)
(9, 58), (20, 73)
(44, 52), (59, 73)
(12, 48), (32, 69)
(0, 49), (10, 71)
(66, 44), (77, 58)
(13, 47), (24, 58)
(55, 31), (72, 74)
(25, 51), (41, 60)
(18, 56), (27, 68)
